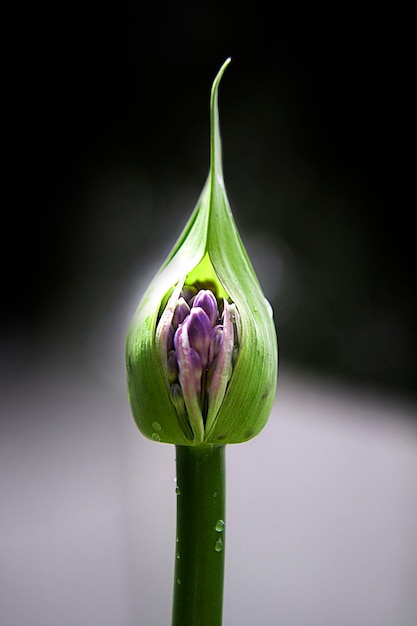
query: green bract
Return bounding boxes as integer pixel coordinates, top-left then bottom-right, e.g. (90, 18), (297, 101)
(126, 58), (278, 446)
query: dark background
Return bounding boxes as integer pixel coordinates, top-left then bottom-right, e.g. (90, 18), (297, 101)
(3, 3), (415, 404)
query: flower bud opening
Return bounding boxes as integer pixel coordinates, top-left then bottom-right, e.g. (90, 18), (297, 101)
(126, 60), (278, 447)
(156, 282), (239, 444)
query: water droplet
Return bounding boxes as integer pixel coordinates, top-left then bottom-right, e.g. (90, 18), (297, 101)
(175, 485), (181, 495)
(176, 578), (181, 585)
(214, 538), (223, 552)
(176, 537), (179, 543)
(253, 307), (258, 313)
(215, 519), (225, 532)
(176, 552), (180, 560)
(152, 421), (162, 431)
(212, 492), (217, 498)
(151, 432), (161, 441)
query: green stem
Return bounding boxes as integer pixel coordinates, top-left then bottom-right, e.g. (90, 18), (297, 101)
(172, 444), (226, 626)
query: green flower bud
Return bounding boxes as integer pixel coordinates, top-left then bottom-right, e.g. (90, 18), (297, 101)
(126, 58), (278, 446)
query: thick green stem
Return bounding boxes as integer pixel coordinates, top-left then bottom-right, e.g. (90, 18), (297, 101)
(172, 444), (226, 626)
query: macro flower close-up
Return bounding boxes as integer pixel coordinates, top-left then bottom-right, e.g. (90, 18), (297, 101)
(126, 58), (278, 450)
(125, 58), (278, 625)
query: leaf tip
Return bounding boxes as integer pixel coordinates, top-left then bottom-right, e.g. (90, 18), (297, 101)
(211, 57), (232, 97)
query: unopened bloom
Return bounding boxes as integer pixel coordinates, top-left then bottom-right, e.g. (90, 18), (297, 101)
(126, 59), (278, 446)
(157, 286), (237, 443)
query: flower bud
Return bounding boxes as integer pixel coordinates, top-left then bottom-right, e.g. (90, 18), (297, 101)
(126, 58), (278, 445)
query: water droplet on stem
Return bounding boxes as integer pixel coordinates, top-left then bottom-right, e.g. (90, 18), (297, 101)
(214, 538), (223, 552)
(215, 519), (225, 532)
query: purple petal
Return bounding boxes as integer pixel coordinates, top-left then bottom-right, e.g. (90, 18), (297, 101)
(155, 277), (185, 380)
(209, 325), (223, 363)
(186, 307), (212, 367)
(193, 290), (219, 326)
(174, 323), (204, 442)
(206, 299), (235, 434)
(166, 324), (175, 351)
(173, 297), (190, 328)
(181, 285), (197, 303)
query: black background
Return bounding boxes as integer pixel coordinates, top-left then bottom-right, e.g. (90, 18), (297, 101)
(3, 3), (415, 404)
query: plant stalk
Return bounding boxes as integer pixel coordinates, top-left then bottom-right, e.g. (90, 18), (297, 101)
(172, 444), (226, 626)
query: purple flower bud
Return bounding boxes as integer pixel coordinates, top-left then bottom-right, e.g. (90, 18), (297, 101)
(181, 285), (197, 303)
(166, 324), (175, 351)
(209, 325), (223, 362)
(186, 307), (212, 367)
(173, 297), (190, 328)
(158, 286), (239, 444)
(193, 290), (219, 326)
(206, 300), (234, 434)
(173, 322), (204, 442)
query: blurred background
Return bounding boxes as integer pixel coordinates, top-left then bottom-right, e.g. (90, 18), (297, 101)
(1, 3), (416, 625)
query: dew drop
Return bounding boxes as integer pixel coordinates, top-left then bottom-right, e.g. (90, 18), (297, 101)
(176, 578), (181, 585)
(212, 492), (217, 498)
(214, 538), (223, 552)
(215, 519), (225, 532)
(152, 421), (162, 431)
(151, 433), (161, 441)
(175, 485), (181, 496)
